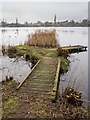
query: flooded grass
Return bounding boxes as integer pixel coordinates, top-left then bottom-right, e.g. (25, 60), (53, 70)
(1, 45), (6, 56)
(7, 45), (17, 54)
(7, 45), (17, 58)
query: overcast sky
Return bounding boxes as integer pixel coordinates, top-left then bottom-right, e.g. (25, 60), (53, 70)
(0, 0), (89, 2)
(0, 1), (88, 23)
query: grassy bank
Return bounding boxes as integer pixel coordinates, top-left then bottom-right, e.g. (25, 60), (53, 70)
(2, 80), (89, 119)
(15, 45), (69, 73)
(2, 80), (19, 118)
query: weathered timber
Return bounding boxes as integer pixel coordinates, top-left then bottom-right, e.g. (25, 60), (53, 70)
(17, 57), (60, 101)
(16, 60), (41, 90)
(51, 59), (61, 101)
(62, 45), (87, 53)
(53, 59), (60, 92)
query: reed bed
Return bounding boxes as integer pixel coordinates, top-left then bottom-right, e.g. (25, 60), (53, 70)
(7, 45), (17, 54)
(1, 45), (6, 55)
(6, 45), (17, 58)
(24, 29), (58, 48)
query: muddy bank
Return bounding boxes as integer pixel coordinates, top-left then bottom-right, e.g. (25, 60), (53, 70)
(2, 80), (89, 119)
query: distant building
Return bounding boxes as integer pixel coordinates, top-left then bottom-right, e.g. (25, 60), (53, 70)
(54, 14), (56, 24)
(2, 18), (5, 22)
(37, 21), (41, 24)
(25, 21), (28, 24)
(0, 17), (89, 27)
(44, 21), (49, 27)
(1, 18), (6, 27)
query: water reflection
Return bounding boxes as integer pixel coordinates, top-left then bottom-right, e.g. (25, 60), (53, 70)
(16, 29), (18, 35)
(2, 29), (6, 34)
(1, 54), (32, 82)
(0, 27), (88, 47)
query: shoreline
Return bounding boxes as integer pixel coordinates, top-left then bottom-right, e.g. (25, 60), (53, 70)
(1, 45), (89, 119)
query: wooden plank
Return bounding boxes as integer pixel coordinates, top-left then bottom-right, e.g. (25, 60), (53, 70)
(62, 45), (87, 53)
(51, 59), (60, 101)
(16, 60), (41, 90)
(16, 57), (59, 101)
(53, 59), (60, 92)
(62, 45), (87, 50)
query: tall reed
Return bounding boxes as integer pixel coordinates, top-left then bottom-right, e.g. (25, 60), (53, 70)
(7, 45), (17, 55)
(1, 45), (6, 55)
(24, 29), (58, 48)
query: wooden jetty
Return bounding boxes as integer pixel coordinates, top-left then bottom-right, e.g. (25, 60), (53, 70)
(17, 57), (60, 101)
(62, 45), (87, 53)
(16, 45), (87, 101)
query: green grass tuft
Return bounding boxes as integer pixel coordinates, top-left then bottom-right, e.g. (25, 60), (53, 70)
(46, 51), (57, 57)
(3, 97), (19, 117)
(31, 51), (42, 59)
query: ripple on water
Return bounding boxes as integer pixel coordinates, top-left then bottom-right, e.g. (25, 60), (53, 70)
(0, 54), (32, 83)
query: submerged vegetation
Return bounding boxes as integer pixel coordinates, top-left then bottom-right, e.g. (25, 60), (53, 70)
(7, 45), (17, 54)
(7, 45), (17, 58)
(1, 45), (6, 55)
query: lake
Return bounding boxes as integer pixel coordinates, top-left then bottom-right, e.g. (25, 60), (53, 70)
(0, 27), (88, 105)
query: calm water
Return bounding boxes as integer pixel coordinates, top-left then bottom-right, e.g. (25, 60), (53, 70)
(0, 27), (88, 104)
(0, 27), (88, 47)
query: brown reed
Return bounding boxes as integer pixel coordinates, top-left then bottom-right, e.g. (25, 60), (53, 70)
(24, 29), (58, 48)
(1, 45), (6, 55)
(7, 45), (17, 54)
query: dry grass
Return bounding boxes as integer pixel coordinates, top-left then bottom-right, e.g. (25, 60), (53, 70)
(7, 45), (17, 54)
(24, 29), (58, 48)
(57, 47), (69, 58)
(7, 45), (17, 58)
(1, 45), (6, 55)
